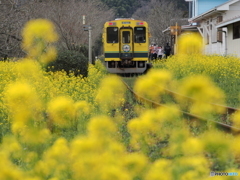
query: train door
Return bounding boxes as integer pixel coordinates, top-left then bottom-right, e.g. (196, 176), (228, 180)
(120, 28), (133, 60)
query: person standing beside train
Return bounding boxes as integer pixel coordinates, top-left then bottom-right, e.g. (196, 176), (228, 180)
(149, 45), (154, 61)
(152, 44), (158, 60)
(157, 46), (163, 60)
(164, 43), (171, 59)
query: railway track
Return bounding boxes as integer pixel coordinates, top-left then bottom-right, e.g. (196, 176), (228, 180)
(121, 78), (240, 134)
(164, 88), (239, 115)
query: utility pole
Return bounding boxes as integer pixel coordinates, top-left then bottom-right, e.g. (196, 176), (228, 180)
(83, 15), (92, 64)
(88, 26), (92, 64)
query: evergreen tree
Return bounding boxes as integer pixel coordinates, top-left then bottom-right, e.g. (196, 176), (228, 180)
(101, 0), (142, 18)
(101, 0), (188, 18)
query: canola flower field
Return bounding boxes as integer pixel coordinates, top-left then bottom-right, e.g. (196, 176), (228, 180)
(0, 19), (240, 180)
(153, 32), (240, 108)
(153, 54), (240, 107)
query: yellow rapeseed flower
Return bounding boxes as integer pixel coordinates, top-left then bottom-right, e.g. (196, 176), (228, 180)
(35, 138), (70, 179)
(165, 128), (190, 156)
(38, 46), (58, 64)
(96, 75), (126, 112)
(128, 105), (182, 151)
(45, 138), (70, 160)
(21, 19), (58, 64)
(122, 153), (148, 177)
(22, 19), (58, 50)
(201, 130), (232, 163)
(47, 96), (75, 127)
(0, 152), (25, 179)
(70, 137), (102, 160)
(144, 159), (172, 180)
(20, 128), (51, 145)
(182, 137), (204, 155)
(231, 135), (240, 156)
(177, 75), (225, 115)
(74, 100), (90, 115)
(1, 136), (22, 158)
(99, 166), (131, 180)
(134, 69), (172, 101)
(15, 58), (45, 82)
(88, 116), (118, 138)
(4, 81), (43, 130)
(232, 110), (240, 129)
(174, 156), (209, 179)
(177, 32), (204, 55)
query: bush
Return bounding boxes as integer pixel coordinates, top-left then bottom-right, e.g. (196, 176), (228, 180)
(48, 49), (89, 77)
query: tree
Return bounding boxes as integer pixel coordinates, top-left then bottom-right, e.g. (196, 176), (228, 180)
(0, 0), (114, 59)
(132, 0), (188, 46)
(101, 0), (142, 18)
(29, 0), (114, 52)
(0, 0), (31, 58)
(0, 0), (188, 59)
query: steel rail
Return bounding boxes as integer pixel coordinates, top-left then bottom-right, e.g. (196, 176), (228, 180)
(163, 88), (239, 114)
(122, 79), (240, 134)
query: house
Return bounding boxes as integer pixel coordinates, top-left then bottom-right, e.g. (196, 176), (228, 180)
(187, 0), (240, 56)
(188, 0), (229, 17)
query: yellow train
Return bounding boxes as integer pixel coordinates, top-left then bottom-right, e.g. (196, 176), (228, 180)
(102, 18), (151, 74)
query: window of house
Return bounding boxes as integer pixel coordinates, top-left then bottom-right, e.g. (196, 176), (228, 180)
(233, 21), (240, 39)
(107, 27), (118, 43)
(217, 16), (223, 23)
(217, 28), (223, 42)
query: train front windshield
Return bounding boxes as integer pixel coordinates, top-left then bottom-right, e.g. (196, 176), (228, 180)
(107, 27), (118, 43)
(134, 27), (146, 43)
(122, 31), (130, 43)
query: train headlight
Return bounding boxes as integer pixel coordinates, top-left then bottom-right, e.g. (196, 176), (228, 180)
(136, 22), (144, 25)
(109, 22), (116, 26)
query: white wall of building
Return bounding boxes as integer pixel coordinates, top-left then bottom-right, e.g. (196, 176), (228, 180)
(227, 25), (240, 56)
(225, 1), (240, 19)
(199, 17), (226, 55)
(189, 0), (240, 57)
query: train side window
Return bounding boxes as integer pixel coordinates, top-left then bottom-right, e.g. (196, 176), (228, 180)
(122, 31), (130, 43)
(134, 27), (146, 43)
(107, 27), (118, 43)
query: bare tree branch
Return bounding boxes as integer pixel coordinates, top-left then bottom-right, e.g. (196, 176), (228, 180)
(0, 0), (114, 58)
(133, 0), (187, 46)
